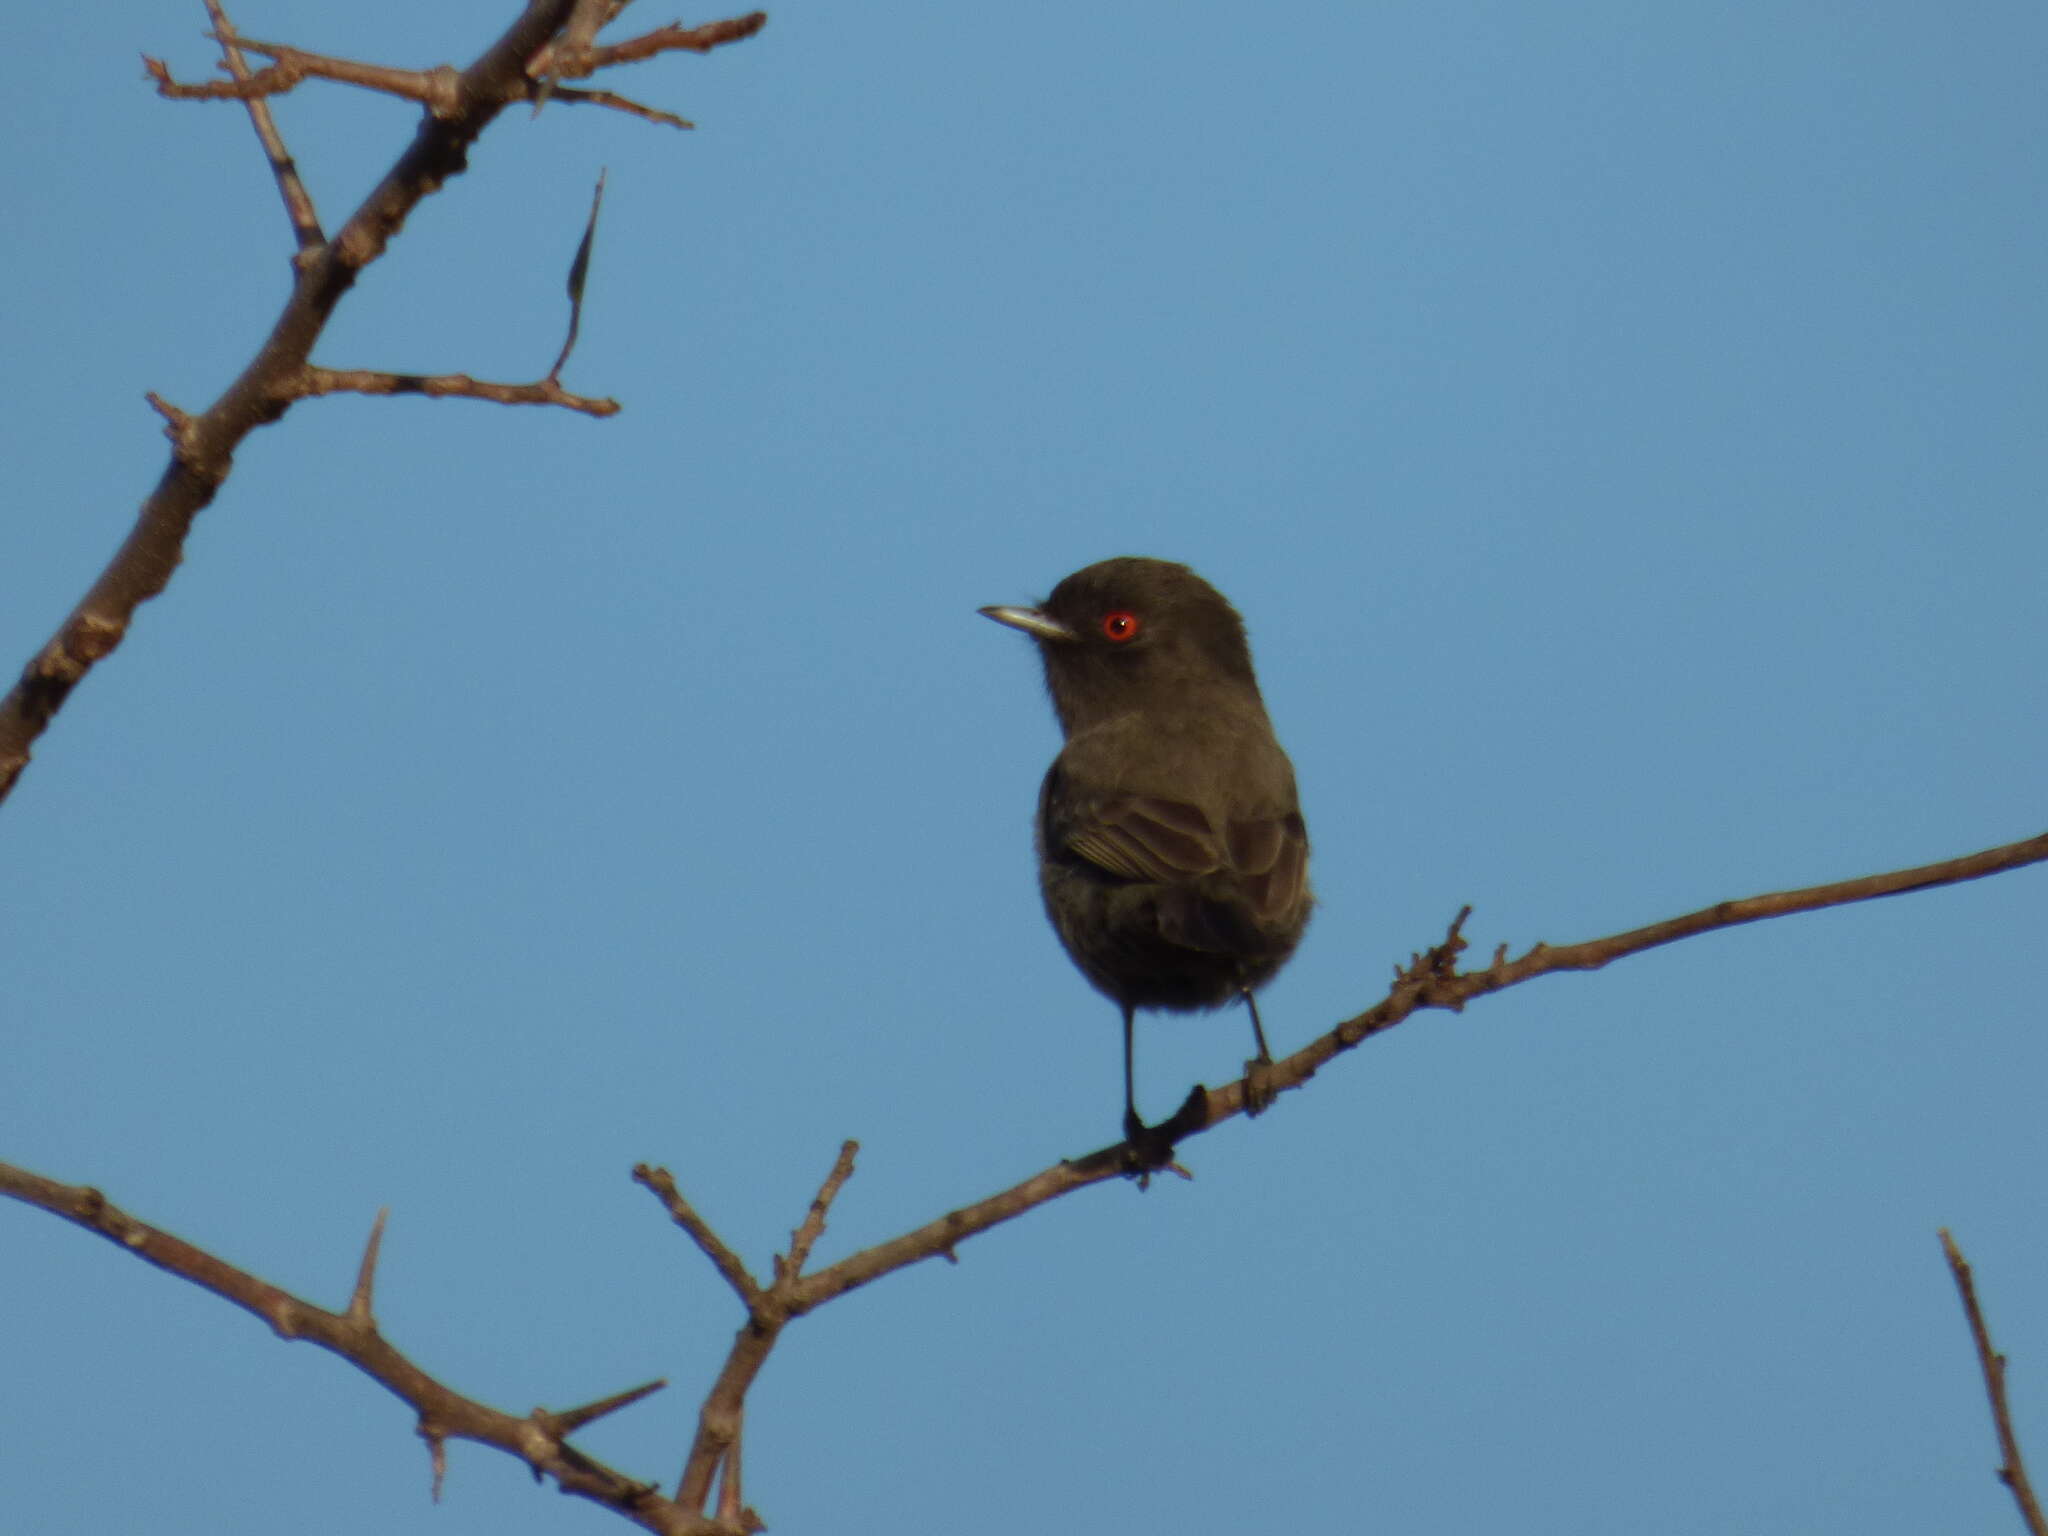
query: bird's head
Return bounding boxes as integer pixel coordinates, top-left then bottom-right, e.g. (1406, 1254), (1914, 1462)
(980, 556), (1262, 734)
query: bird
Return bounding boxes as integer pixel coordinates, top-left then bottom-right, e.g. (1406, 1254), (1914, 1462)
(980, 556), (1312, 1159)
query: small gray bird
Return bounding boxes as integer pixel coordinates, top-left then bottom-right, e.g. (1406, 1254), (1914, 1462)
(982, 557), (1312, 1156)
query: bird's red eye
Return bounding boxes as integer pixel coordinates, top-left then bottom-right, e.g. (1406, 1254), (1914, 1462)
(1100, 611), (1141, 643)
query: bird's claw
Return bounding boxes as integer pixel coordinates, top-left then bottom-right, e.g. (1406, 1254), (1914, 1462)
(1120, 1085), (1209, 1182)
(1120, 1120), (1181, 1178)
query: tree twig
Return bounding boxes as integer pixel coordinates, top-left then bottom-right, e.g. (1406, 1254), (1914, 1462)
(633, 1165), (764, 1309)
(200, 0), (323, 250)
(1941, 1231), (2047, 1536)
(292, 366), (620, 416)
(548, 84), (693, 129)
(782, 1139), (858, 1280)
(152, 39), (463, 113)
(536, 12), (767, 77)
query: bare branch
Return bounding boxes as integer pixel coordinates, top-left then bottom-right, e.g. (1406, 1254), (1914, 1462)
(0, 1163), (719, 1535)
(633, 1164), (764, 1309)
(202, 0), (324, 250)
(3, 0), (577, 805)
(0, 3), (765, 809)
(1941, 1231), (2047, 1536)
(1439, 831), (2048, 995)
(293, 366), (620, 417)
(792, 1142), (1122, 1314)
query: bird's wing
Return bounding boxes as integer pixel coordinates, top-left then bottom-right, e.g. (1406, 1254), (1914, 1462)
(1063, 793), (1222, 885)
(1048, 773), (1310, 926)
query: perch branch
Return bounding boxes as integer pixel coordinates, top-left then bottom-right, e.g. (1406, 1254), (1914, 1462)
(769, 827), (2048, 1311)
(6, 827), (2044, 1528)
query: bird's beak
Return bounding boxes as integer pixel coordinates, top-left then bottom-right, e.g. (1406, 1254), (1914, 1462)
(979, 604), (1078, 643)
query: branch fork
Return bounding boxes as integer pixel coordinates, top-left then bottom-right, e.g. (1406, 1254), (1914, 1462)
(635, 1141), (861, 1526)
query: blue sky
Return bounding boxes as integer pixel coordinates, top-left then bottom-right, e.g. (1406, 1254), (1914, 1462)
(5, 2), (2045, 1532)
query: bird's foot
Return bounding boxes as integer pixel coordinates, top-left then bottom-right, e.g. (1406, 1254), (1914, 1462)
(1242, 1053), (1280, 1117)
(1119, 1086), (1209, 1183)
(1120, 1119), (1182, 1180)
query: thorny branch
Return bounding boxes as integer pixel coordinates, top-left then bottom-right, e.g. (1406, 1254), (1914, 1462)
(20, 829), (2025, 1526)
(1942, 1231), (2048, 1536)
(626, 825), (2048, 1521)
(0, 1164), (703, 1534)
(0, 0), (764, 809)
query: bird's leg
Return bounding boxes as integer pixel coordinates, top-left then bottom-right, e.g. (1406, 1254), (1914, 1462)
(1119, 1005), (1196, 1175)
(1240, 982), (1279, 1117)
(1241, 984), (1273, 1061)
(1121, 1004), (1145, 1145)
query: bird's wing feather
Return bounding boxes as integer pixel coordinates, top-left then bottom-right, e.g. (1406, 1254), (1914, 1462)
(1065, 794), (1221, 884)
(1051, 776), (1308, 919)
(1231, 811), (1310, 926)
